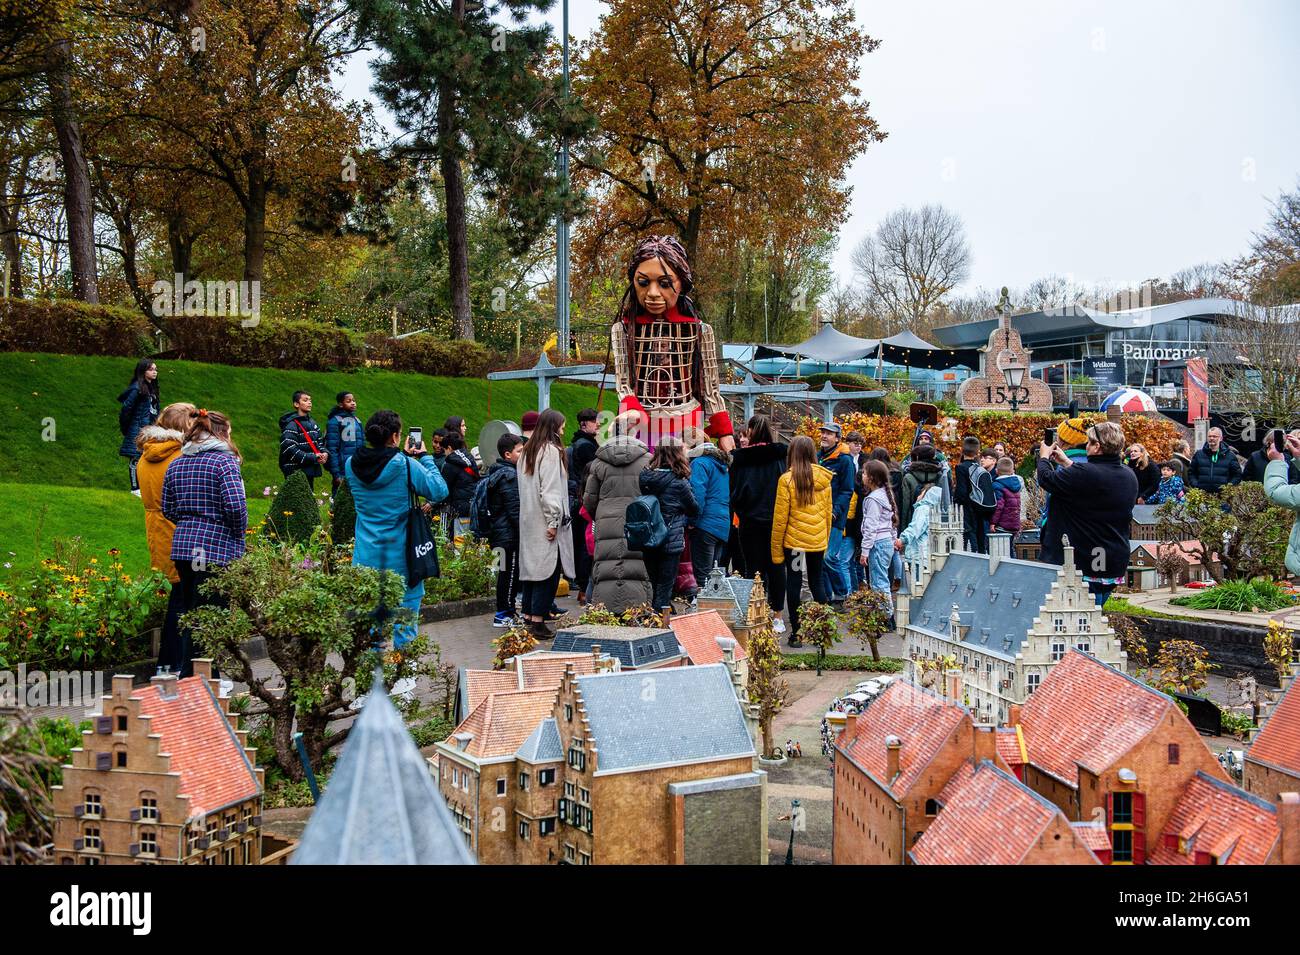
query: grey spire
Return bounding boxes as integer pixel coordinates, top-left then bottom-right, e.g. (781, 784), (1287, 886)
(292, 674), (474, 865)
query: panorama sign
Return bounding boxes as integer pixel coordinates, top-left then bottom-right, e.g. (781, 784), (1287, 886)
(1119, 343), (1204, 362)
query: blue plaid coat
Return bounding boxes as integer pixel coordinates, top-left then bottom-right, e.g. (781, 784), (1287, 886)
(162, 448), (249, 568)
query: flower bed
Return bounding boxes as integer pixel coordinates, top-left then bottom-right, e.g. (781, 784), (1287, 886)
(0, 540), (170, 669)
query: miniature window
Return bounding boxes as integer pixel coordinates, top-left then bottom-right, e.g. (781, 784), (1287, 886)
(223, 846), (236, 865)
(140, 831), (157, 856)
(1167, 743), (1180, 765)
(518, 772), (530, 791)
(539, 768), (556, 786)
(1075, 641), (1091, 655)
(539, 818), (556, 837)
(563, 843), (576, 863)
(579, 787), (590, 805)
(1051, 641), (1065, 662)
(242, 840), (253, 865)
(115, 709), (128, 732)
(924, 799), (938, 817)
(496, 778), (507, 796)
(140, 794), (158, 821)
(1053, 615), (1065, 633)
(452, 767), (459, 787)
(579, 851), (591, 865)
(519, 821), (530, 841)
(82, 826), (101, 850)
(114, 747), (127, 768)
(83, 792), (102, 818)
(1026, 673), (1041, 694)
(564, 704), (573, 722)
(1078, 616), (1091, 633)
(564, 782), (575, 798)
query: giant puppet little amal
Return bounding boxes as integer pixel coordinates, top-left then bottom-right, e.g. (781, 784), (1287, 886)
(609, 236), (735, 452)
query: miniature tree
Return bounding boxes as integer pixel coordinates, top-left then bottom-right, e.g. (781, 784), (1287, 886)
(1154, 546), (1188, 593)
(745, 574), (791, 760)
(797, 601), (842, 675)
(0, 710), (55, 865)
(1152, 639), (1216, 696)
(916, 653), (958, 690)
(1263, 620), (1297, 686)
(843, 588), (892, 662)
(266, 470), (322, 544)
(621, 602), (666, 628)
(1155, 485), (1290, 582)
(491, 623), (539, 670)
(1107, 612), (1150, 675)
(330, 477), (356, 545)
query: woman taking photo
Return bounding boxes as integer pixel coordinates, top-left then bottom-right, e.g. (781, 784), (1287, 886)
(136, 401), (196, 674)
(118, 359), (161, 495)
(769, 435), (832, 648)
(730, 414), (788, 624)
(517, 409), (574, 639)
(161, 409), (246, 677)
(346, 410), (449, 649)
(638, 439), (699, 621)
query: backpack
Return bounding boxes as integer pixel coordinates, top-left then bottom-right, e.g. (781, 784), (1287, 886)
(469, 475), (493, 539)
(624, 494), (668, 551)
(966, 463), (997, 518)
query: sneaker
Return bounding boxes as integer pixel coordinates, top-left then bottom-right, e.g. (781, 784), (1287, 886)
(773, 618), (787, 634)
(492, 612), (515, 629)
(131, 488), (142, 497)
(544, 609), (564, 622)
(786, 638), (804, 649)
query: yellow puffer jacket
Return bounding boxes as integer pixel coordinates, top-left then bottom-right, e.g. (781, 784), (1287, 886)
(771, 464), (833, 563)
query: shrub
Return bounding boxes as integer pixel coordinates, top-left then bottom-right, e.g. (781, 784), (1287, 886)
(1157, 486), (1291, 583)
(380, 334), (498, 378)
(0, 710), (56, 864)
(1170, 578), (1294, 613)
(165, 315), (365, 371)
(0, 541), (170, 668)
(330, 478), (356, 545)
(0, 298), (153, 357)
(425, 538), (495, 603)
(265, 471), (323, 544)
(797, 601), (842, 672)
(843, 588), (893, 661)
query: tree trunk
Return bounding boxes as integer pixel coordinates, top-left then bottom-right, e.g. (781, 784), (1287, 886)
(47, 39), (98, 303)
(868, 635), (880, 662)
(438, 0), (474, 341)
(0, 204), (21, 298)
(761, 717), (773, 760)
(168, 212), (194, 286)
(271, 700), (302, 781)
(243, 168), (267, 288)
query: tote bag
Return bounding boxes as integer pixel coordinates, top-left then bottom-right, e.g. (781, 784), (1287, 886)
(406, 458), (441, 587)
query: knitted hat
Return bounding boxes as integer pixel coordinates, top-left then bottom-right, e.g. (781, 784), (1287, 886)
(1057, 417), (1089, 448)
(521, 411), (539, 432)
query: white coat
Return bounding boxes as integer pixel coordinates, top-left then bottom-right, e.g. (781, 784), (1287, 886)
(517, 442), (575, 581)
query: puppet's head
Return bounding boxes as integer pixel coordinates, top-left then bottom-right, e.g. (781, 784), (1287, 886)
(618, 234), (699, 321)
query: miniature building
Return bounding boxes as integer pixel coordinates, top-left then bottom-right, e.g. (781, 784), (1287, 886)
(900, 530), (1125, 725)
(435, 664), (765, 865)
(832, 680), (1011, 865)
(954, 288), (1054, 413)
(551, 625), (685, 670)
(456, 650), (607, 723)
(51, 661), (264, 865)
(1125, 540), (1219, 590)
(1012, 527), (1041, 563)
(292, 673), (472, 865)
(670, 609), (749, 683)
(696, 567), (768, 651)
(1130, 504), (1194, 543)
(1244, 664), (1300, 802)
(909, 760), (1103, 865)
(1147, 772), (1295, 865)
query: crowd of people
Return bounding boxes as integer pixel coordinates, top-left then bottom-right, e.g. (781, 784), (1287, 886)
(118, 360), (1300, 662)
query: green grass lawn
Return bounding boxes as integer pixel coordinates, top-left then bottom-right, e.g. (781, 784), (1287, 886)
(0, 351), (611, 572)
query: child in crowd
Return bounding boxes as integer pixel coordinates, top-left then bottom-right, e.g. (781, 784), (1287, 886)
(637, 440), (699, 620)
(1145, 462), (1187, 505)
(954, 436), (996, 554)
(487, 433), (524, 628)
(859, 459), (899, 631)
(989, 456), (1024, 545)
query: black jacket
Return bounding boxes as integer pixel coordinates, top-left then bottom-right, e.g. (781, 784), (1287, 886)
(1187, 444), (1243, 494)
(568, 432), (599, 489)
(1127, 458), (1161, 502)
(441, 448), (482, 517)
(638, 467), (699, 554)
(1036, 452), (1138, 580)
(485, 459), (521, 549)
(1244, 448), (1300, 485)
(900, 459), (944, 530)
(729, 442), (788, 525)
(279, 411), (324, 478)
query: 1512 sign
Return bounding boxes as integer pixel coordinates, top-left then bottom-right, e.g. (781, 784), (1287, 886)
(984, 385), (1030, 405)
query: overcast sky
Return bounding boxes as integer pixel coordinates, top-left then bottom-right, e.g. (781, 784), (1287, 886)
(338, 0), (1300, 297)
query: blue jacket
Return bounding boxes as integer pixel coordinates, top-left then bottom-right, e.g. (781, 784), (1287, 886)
(326, 406), (365, 479)
(346, 451), (448, 585)
(688, 444), (731, 541)
(118, 384), (159, 458)
(818, 442), (856, 529)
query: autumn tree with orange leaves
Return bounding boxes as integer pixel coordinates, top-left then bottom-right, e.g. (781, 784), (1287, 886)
(571, 0), (885, 315)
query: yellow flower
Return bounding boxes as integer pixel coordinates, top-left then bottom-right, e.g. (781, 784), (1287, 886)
(89, 558), (98, 564)
(23, 606), (35, 613)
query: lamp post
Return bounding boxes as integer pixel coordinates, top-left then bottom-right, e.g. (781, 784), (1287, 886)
(1002, 358), (1027, 413)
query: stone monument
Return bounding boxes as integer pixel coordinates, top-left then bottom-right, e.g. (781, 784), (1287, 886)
(956, 287), (1054, 413)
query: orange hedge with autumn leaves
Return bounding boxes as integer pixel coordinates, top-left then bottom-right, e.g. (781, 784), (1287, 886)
(797, 412), (1184, 465)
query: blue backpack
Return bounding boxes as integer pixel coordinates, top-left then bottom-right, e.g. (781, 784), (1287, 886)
(624, 495), (668, 551)
(468, 476), (492, 539)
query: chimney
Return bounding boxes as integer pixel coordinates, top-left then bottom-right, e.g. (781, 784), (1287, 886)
(453, 732), (474, 752)
(192, 659), (213, 683)
(112, 674), (134, 700)
(945, 668), (963, 703)
(1279, 793), (1300, 866)
(988, 532), (1011, 573)
(717, 636), (736, 664)
(972, 724), (997, 763)
(1007, 703), (1022, 728)
(151, 670), (179, 701)
(885, 735), (902, 781)
(844, 712), (858, 741)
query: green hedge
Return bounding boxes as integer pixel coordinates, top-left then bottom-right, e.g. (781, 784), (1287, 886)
(165, 315), (366, 371)
(365, 332), (496, 378)
(0, 298), (154, 357)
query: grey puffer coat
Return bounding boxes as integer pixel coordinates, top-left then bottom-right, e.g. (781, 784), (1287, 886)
(583, 435), (652, 612)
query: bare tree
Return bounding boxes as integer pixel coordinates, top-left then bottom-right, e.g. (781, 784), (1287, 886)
(1214, 299), (1300, 432)
(1022, 273), (1089, 311)
(1228, 179), (1300, 304)
(850, 204), (970, 334)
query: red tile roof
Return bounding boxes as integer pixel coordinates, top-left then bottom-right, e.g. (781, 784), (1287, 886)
(450, 689), (556, 760)
(462, 671), (517, 716)
(1147, 772), (1279, 866)
(670, 610), (748, 665)
(1018, 651), (1174, 786)
(134, 677), (260, 819)
(996, 727), (1025, 769)
(1247, 677), (1300, 778)
(1070, 821), (1112, 854)
(461, 653), (598, 715)
(838, 681), (969, 797)
(911, 761), (1082, 865)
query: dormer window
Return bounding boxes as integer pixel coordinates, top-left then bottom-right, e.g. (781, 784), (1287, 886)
(1011, 591), (1022, 607)
(988, 588), (1000, 603)
(965, 583), (976, 597)
(949, 581), (958, 593)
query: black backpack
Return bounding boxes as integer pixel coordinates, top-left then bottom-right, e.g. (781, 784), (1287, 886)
(469, 475), (493, 539)
(624, 495), (668, 551)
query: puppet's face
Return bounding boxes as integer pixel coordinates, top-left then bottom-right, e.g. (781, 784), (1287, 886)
(633, 257), (682, 316)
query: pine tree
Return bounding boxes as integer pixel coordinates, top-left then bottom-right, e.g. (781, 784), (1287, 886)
(331, 478), (357, 545)
(348, 0), (596, 340)
(266, 471), (321, 544)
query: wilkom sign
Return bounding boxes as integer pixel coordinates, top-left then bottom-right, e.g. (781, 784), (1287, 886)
(1119, 343), (1204, 362)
